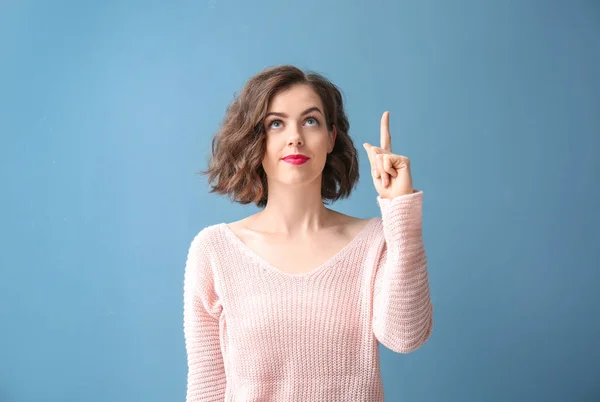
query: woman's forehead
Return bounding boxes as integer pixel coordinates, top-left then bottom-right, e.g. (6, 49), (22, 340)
(267, 84), (323, 114)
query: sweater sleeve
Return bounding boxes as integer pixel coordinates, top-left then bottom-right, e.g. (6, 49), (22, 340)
(183, 230), (227, 401)
(372, 190), (434, 353)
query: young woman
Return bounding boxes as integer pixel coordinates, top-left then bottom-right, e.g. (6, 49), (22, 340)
(183, 65), (433, 401)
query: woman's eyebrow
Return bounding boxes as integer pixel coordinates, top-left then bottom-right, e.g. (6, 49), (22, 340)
(265, 106), (323, 119)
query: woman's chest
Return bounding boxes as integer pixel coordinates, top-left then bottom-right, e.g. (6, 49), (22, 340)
(225, 219), (371, 275)
(236, 228), (364, 275)
(245, 236), (351, 274)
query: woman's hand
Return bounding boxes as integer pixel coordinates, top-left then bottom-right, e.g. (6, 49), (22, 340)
(363, 111), (414, 199)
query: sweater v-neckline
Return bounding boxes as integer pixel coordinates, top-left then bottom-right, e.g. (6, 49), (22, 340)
(219, 217), (378, 279)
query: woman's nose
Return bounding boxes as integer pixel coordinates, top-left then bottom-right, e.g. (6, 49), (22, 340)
(287, 134), (303, 147)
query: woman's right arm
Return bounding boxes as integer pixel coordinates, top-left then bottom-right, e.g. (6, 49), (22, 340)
(183, 230), (226, 402)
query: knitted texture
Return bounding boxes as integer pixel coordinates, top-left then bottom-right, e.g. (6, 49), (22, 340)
(183, 190), (433, 401)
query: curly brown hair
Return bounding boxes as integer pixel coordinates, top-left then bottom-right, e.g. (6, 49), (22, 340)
(199, 65), (360, 208)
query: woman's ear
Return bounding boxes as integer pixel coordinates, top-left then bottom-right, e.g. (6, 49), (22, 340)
(329, 124), (337, 153)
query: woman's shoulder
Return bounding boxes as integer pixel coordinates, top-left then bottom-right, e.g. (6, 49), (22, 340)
(330, 209), (380, 231)
(188, 222), (226, 250)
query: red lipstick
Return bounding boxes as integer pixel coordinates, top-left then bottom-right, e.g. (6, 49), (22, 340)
(282, 154), (310, 165)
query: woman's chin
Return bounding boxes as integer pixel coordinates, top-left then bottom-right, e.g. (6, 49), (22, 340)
(270, 173), (322, 187)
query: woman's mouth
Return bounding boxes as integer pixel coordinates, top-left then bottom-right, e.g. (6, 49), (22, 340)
(282, 155), (310, 165)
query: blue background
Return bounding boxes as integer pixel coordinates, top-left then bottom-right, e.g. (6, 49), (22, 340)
(1, 1), (599, 401)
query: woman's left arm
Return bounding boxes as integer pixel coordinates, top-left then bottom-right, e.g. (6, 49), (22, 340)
(363, 111), (433, 353)
(372, 190), (433, 353)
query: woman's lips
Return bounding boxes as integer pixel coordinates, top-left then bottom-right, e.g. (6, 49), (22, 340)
(282, 156), (309, 165)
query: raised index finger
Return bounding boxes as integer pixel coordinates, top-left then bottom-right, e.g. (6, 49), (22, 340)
(380, 111), (392, 152)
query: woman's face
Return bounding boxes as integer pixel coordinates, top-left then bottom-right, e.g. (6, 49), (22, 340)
(261, 84), (336, 187)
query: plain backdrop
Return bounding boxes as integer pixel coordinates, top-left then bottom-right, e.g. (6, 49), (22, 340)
(1, 1), (599, 401)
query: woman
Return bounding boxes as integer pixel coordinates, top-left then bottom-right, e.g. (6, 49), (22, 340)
(183, 65), (433, 401)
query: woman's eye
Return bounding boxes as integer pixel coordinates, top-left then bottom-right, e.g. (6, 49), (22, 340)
(267, 117), (318, 129)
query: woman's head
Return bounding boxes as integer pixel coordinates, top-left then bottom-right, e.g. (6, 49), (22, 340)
(201, 65), (359, 208)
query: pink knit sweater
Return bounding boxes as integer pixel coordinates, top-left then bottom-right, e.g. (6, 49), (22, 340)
(183, 190), (433, 401)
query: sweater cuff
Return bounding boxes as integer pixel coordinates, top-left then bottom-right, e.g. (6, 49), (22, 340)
(376, 190), (423, 249)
